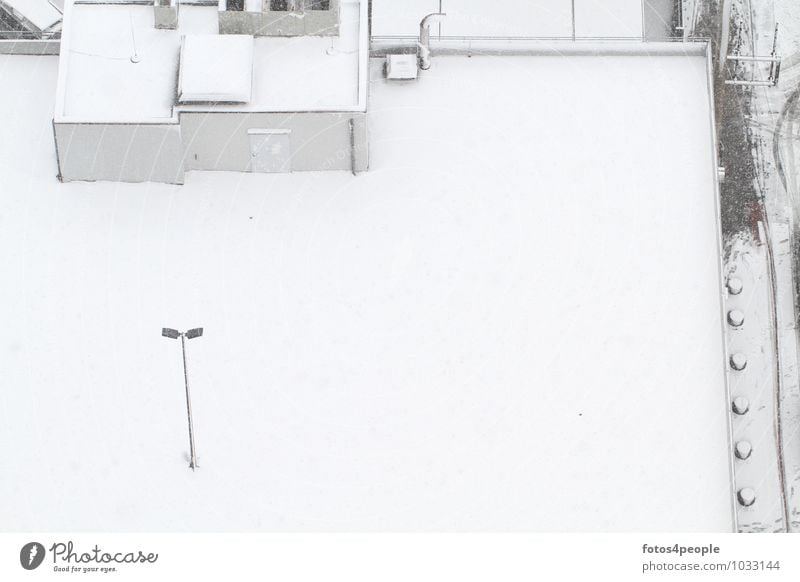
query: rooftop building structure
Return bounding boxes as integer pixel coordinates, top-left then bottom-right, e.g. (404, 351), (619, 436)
(53, 0), (368, 183)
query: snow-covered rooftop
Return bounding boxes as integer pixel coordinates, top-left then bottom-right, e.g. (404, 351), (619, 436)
(55, 0), (366, 123)
(175, 5), (363, 113)
(3, 50), (732, 530)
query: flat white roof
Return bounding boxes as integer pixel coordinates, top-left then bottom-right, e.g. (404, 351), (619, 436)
(58, 4), (186, 121)
(176, 1), (362, 113)
(55, 0), (365, 123)
(3, 52), (732, 531)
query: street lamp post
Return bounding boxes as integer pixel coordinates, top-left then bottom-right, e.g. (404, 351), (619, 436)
(162, 327), (204, 470)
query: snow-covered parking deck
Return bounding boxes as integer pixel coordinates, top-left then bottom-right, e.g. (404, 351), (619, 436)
(1, 52), (732, 531)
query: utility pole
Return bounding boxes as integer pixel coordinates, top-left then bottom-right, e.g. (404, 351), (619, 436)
(162, 327), (204, 470)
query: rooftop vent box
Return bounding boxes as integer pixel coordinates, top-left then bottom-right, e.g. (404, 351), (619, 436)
(178, 34), (254, 103)
(385, 54), (418, 81)
(154, 0), (178, 30)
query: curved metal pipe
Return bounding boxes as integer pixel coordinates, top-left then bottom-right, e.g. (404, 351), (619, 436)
(418, 12), (446, 70)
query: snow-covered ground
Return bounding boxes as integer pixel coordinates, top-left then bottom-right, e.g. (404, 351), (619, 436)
(741, 0), (800, 531)
(371, 0), (643, 39)
(0, 52), (733, 531)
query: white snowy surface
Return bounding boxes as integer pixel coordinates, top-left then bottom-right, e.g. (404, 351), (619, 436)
(178, 3), (362, 112)
(778, 2), (800, 55)
(574, 0), (642, 38)
(371, 0), (642, 39)
(723, 236), (791, 532)
(0, 53), (732, 531)
(60, 5), (183, 121)
(177, 4), (218, 35)
(774, 0), (800, 91)
(179, 35), (253, 103)
(59, 3), (361, 120)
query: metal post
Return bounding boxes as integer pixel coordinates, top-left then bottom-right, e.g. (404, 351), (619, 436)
(724, 79), (778, 87)
(640, 0), (645, 41)
(726, 55), (781, 62)
(676, 0), (685, 33)
(571, 0), (576, 41)
(719, 0), (731, 71)
(438, 0), (442, 39)
(770, 23), (780, 83)
(367, 0), (372, 43)
(180, 333), (198, 470)
(349, 117), (356, 176)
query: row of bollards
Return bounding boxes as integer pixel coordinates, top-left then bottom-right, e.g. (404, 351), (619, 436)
(726, 276), (756, 508)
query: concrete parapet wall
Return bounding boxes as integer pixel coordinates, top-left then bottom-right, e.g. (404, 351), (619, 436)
(54, 122), (185, 184)
(180, 110), (367, 173)
(0, 39), (59, 54)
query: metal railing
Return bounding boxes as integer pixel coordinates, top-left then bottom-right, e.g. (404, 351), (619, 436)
(0, 29), (60, 40)
(371, 0), (690, 46)
(0, 1), (700, 54)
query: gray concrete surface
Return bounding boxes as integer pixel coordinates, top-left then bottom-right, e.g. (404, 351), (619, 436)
(643, 0), (678, 40)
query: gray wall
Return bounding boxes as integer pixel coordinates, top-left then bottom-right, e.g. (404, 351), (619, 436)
(54, 122), (185, 184)
(53, 109), (368, 183)
(0, 39), (59, 54)
(180, 111), (368, 173)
